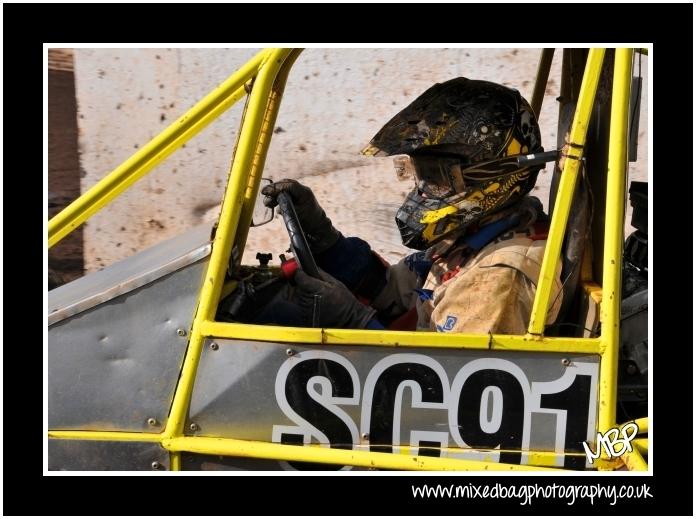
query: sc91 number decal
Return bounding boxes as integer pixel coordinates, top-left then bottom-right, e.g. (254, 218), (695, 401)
(272, 352), (597, 470)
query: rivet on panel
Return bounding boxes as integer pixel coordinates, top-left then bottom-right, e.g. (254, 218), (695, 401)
(176, 328), (187, 337)
(189, 423), (200, 432)
(362, 433), (369, 440)
(286, 348), (296, 356)
(561, 358), (571, 366)
(147, 418), (158, 427)
(210, 342), (219, 351)
(151, 461), (163, 470)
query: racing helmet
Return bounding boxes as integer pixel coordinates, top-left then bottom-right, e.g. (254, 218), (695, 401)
(362, 77), (543, 250)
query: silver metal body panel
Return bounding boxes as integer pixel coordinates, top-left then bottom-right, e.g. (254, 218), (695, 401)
(48, 223), (212, 325)
(48, 439), (169, 471)
(48, 259), (206, 432)
(190, 339), (599, 467)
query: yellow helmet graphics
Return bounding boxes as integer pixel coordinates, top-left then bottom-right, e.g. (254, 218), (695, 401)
(363, 78), (543, 250)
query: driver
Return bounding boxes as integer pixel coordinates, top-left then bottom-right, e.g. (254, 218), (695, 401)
(258, 77), (563, 334)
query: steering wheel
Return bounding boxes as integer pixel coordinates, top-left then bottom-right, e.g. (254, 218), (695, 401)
(276, 192), (321, 278)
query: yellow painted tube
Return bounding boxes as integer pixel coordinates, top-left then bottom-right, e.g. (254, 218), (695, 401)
(621, 447), (648, 471)
(162, 436), (563, 471)
(170, 452), (181, 471)
(527, 451), (584, 468)
(633, 438), (648, 456)
(163, 49), (295, 439)
(200, 320), (602, 353)
(48, 430), (162, 442)
(48, 49), (270, 248)
(528, 49), (605, 335)
(232, 49), (303, 261)
(594, 458), (622, 471)
(622, 416), (648, 434)
(598, 49), (633, 437)
(196, 49), (294, 324)
(390, 445), (582, 468)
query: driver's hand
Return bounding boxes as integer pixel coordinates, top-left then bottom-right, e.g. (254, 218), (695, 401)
(294, 269), (377, 329)
(262, 179), (341, 254)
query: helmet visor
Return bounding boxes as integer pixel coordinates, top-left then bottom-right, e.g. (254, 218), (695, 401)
(394, 153), (544, 201)
(393, 155), (463, 199)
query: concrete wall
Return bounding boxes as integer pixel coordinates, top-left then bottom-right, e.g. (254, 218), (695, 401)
(72, 48), (648, 270)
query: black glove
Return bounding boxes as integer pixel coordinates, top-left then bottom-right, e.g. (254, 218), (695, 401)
(262, 179), (341, 254)
(293, 269), (376, 329)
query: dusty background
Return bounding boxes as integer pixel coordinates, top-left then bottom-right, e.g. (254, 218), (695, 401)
(49, 48), (648, 275)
